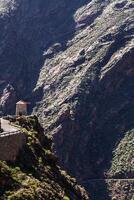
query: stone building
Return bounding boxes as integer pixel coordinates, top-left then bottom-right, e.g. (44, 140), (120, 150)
(16, 100), (28, 116)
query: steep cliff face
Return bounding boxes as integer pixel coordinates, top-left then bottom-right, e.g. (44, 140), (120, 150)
(35, 0), (134, 180)
(0, 0), (134, 199)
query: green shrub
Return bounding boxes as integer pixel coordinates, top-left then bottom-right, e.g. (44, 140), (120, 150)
(63, 196), (70, 200)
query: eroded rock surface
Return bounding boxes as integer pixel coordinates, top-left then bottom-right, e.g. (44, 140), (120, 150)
(0, 0), (134, 199)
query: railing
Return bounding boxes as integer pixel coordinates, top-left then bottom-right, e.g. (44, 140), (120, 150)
(0, 131), (20, 137)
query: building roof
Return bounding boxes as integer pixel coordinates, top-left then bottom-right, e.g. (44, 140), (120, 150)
(16, 100), (28, 105)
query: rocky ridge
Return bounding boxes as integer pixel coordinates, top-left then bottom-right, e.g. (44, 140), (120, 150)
(0, 116), (89, 200)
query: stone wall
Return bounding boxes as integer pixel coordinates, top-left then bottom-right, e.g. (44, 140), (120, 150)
(0, 132), (26, 161)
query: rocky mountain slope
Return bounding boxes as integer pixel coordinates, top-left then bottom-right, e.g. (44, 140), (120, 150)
(0, 116), (89, 200)
(0, 0), (134, 199)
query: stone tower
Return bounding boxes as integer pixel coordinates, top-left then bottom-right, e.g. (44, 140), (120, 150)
(16, 101), (28, 116)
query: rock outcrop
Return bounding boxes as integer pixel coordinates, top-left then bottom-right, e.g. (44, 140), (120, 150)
(0, 116), (89, 200)
(0, 0), (134, 199)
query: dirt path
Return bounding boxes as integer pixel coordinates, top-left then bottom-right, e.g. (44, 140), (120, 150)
(0, 118), (18, 132)
(82, 178), (134, 184)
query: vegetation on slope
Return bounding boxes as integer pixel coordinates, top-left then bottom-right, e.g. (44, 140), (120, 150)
(108, 129), (134, 179)
(0, 116), (89, 200)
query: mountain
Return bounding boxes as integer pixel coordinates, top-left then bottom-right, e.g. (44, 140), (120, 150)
(0, 0), (134, 199)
